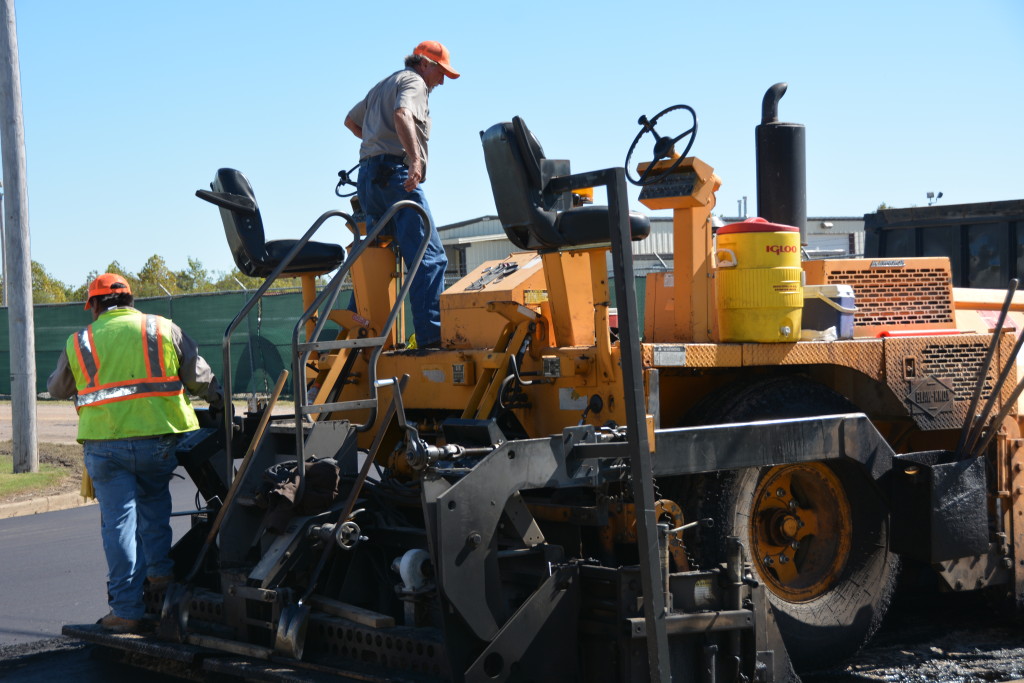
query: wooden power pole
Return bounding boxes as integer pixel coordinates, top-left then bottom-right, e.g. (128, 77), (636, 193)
(0, 0), (38, 473)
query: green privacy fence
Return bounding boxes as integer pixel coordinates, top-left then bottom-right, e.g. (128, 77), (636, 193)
(0, 288), (353, 398)
(1, 274), (648, 398)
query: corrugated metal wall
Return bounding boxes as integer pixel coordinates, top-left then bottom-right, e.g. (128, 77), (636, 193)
(440, 215), (866, 276)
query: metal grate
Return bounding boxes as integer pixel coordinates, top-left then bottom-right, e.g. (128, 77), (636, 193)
(921, 341), (994, 400)
(886, 333), (1014, 432)
(824, 266), (954, 329)
(310, 617), (448, 679)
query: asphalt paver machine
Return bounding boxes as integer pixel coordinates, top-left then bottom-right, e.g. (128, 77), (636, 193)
(65, 85), (1024, 683)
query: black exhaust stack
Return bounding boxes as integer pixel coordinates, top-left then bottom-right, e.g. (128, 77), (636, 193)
(756, 83), (806, 243)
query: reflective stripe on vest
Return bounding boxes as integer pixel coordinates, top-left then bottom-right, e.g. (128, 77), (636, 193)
(144, 314), (166, 378)
(73, 327), (100, 388)
(73, 314), (185, 409)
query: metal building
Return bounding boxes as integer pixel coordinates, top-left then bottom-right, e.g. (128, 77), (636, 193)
(439, 214), (865, 281)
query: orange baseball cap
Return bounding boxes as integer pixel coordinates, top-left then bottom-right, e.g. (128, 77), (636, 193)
(84, 273), (132, 309)
(413, 40), (460, 79)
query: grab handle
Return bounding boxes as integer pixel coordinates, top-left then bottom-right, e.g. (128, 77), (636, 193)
(814, 292), (857, 314)
(716, 248), (737, 268)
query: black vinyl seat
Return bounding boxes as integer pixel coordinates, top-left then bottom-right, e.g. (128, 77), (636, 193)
(198, 168), (345, 278)
(480, 118), (650, 251)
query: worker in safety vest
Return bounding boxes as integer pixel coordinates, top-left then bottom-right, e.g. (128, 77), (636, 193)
(47, 273), (224, 633)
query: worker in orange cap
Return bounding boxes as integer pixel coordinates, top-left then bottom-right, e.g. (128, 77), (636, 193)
(344, 41), (460, 349)
(47, 273), (223, 633)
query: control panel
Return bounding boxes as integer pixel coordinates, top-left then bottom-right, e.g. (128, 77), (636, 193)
(636, 157), (720, 211)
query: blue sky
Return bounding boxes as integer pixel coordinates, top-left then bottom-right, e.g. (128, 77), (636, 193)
(9, 0), (1024, 287)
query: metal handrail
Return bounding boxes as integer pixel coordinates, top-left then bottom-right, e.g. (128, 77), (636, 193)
(220, 209), (352, 484)
(288, 199), (432, 501)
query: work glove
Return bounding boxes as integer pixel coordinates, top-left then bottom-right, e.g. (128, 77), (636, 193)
(207, 395), (234, 428)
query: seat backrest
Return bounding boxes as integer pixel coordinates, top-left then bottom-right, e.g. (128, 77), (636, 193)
(481, 117), (650, 251)
(200, 168), (347, 279)
(481, 119), (569, 250)
(210, 168), (270, 277)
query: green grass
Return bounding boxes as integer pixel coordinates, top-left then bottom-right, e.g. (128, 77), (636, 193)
(0, 442), (84, 503)
(0, 454), (68, 498)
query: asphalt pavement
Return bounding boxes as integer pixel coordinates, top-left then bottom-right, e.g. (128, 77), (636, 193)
(0, 469), (199, 646)
(0, 637), (185, 683)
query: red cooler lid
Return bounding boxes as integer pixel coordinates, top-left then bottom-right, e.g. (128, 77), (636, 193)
(718, 217), (800, 234)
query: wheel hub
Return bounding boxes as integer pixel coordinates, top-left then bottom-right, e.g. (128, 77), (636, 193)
(750, 463), (853, 602)
(764, 508), (802, 546)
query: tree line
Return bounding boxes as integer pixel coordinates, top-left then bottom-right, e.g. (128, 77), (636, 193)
(15, 255), (312, 304)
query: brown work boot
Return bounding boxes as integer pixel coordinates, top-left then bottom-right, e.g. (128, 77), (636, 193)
(147, 575), (174, 588)
(98, 612), (142, 633)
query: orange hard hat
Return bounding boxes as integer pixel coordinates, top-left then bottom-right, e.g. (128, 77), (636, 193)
(413, 40), (460, 79)
(84, 273), (132, 309)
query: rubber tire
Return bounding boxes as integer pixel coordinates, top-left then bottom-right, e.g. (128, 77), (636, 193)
(692, 376), (899, 671)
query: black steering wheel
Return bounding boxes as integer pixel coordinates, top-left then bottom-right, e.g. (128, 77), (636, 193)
(624, 104), (698, 186)
(335, 164), (359, 198)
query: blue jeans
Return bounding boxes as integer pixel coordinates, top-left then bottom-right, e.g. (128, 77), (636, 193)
(357, 155), (448, 346)
(85, 434), (180, 620)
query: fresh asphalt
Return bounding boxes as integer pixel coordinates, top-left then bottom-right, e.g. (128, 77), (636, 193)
(0, 468), (200, 646)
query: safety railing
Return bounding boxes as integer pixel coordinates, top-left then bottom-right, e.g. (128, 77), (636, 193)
(287, 201), (432, 493)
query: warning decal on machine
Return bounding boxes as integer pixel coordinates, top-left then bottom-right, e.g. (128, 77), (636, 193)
(559, 387), (588, 411)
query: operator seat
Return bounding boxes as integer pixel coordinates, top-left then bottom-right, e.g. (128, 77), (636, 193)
(480, 117), (650, 250)
(197, 168), (345, 278)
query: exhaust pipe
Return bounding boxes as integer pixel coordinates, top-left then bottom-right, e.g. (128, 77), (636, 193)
(756, 83), (807, 244)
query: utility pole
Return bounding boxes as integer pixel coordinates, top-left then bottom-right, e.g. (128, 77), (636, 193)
(0, 181), (6, 306)
(0, 0), (38, 473)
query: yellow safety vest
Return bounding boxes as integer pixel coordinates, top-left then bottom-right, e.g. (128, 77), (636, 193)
(66, 308), (199, 441)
